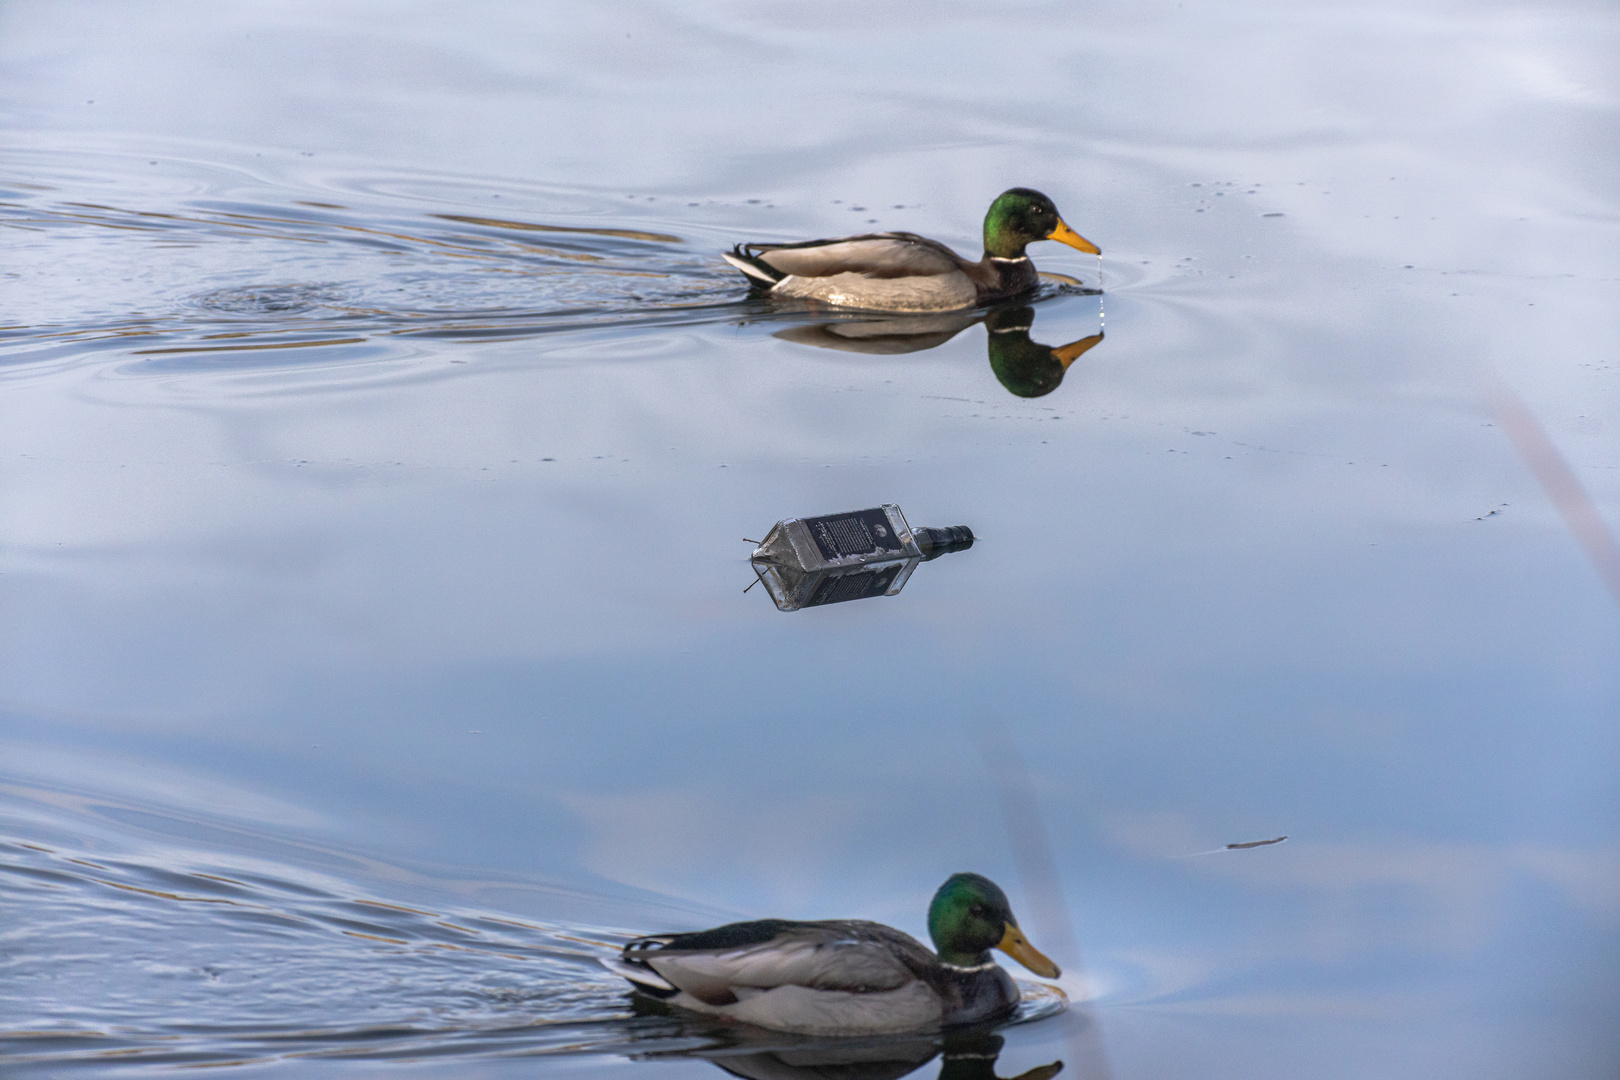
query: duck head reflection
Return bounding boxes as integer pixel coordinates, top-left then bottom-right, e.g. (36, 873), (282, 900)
(983, 306), (1103, 399)
(771, 300), (1103, 399)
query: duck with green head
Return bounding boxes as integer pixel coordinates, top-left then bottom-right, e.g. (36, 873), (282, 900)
(605, 873), (1062, 1035)
(724, 190), (1100, 313)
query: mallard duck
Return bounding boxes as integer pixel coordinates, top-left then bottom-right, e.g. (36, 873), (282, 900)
(723, 189), (1100, 313)
(604, 873), (1061, 1035)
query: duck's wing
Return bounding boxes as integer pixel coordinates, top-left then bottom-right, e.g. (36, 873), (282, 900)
(618, 919), (935, 1006)
(726, 233), (971, 286)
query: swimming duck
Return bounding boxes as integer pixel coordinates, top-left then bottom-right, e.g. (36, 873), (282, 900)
(604, 873), (1061, 1035)
(723, 189), (1099, 313)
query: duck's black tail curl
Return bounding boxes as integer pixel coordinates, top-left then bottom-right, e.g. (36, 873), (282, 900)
(602, 935), (681, 998)
(721, 245), (785, 289)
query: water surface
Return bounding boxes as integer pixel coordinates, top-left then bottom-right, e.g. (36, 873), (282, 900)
(2, 1), (1618, 1078)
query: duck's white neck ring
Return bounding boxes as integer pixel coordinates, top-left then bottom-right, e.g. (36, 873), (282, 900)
(940, 960), (999, 973)
(989, 255), (1030, 264)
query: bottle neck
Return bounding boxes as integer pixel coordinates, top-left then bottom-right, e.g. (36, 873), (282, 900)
(915, 525), (975, 561)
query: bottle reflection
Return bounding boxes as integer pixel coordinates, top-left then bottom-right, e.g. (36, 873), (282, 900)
(771, 301), (1103, 399)
(675, 1030), (1062, 1080)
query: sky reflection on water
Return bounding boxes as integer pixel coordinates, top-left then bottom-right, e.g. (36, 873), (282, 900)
(2, 1), (1619, 1077)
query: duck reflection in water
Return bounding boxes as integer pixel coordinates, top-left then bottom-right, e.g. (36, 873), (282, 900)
(772, 302), (1103, 399)
(636, 1025), (1063, 1080)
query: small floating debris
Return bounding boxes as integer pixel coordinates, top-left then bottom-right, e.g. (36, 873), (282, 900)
(1177, 835), (1289, 857)
(748, 504), (973, 612)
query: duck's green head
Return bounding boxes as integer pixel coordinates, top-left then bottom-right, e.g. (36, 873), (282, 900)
(927, 872), (1061, 978)
(983, 189), (1101, 260)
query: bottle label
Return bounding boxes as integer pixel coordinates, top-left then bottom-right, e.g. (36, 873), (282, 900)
(803, 508), (905, 562)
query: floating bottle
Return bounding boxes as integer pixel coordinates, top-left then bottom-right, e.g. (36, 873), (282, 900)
(749, 504), (974, 611)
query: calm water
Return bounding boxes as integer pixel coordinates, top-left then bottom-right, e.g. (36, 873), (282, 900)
(3, 1), (1619, 1077)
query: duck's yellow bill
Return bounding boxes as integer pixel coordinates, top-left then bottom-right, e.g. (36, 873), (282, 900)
(997, 922), (1061, 978)
(1053, 332), (1104, 370)
(1047, 219), (1100, 255)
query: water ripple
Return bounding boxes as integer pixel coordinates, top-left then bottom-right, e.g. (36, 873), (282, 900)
(0, 160), (748, 371)
(191, 283), (353, 316)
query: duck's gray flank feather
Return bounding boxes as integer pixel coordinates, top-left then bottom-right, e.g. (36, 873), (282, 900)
(742, 234), (968, 281)
(635, 919), (935, 996)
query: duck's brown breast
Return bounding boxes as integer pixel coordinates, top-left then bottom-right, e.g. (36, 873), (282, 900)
(972, 257), (1039, 303)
